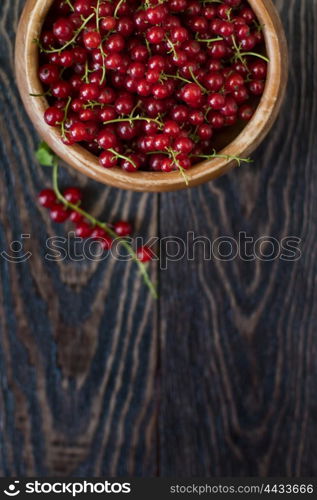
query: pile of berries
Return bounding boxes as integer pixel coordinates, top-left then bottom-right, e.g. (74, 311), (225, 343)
(37, 0), (267, 176)
(38, 185), (154, 262)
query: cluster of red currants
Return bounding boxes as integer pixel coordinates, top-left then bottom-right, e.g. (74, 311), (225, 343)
(37, 0), (267, 175)
(37, 186), (154, 262)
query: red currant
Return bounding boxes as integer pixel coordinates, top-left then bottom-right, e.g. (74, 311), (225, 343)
(137, 246), (154, 262)
(38, 189), (57, 208)
(75, 222), (92, 238)
(44, 107), (64, 126)
(50, 203), (70, 223)
(114, 221), (133, 237)
(63, 187), (83, 204)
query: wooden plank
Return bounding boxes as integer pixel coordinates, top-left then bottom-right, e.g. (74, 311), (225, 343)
(159, 0), (317, 476)
(0, 0), (158, 477)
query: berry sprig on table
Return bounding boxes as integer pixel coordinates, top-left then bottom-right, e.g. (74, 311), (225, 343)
(36, 142), (157, 297)
(34, 0), (267, 182)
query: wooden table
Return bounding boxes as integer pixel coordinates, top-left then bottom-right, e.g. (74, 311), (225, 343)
(1, 0), (316, 477)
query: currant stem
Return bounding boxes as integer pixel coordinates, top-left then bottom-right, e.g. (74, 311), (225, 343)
(204, 105), (211, 120)
(231, 34), (269, 65)
(103, 116), (164, 127)
(29, 90), (52, 98)
(42, 13), (95, 53)
(226, 7), (233, 21)
(83, 60), (90, 83)
(146, 149), (190, 185)
(65, 0), (75, 11)
(60, 96), (72, 141)
(95, 0), (101, 29)
(95, 0), (107, 86)
(107, 148), (138, 169)
(168, 148), (189, 186)
(145, 38), (152, 55)
(166, 36), (178, 60)
(114, 0), (126, 19)
(196, 36), (223, 43)
(52, 160), (158, 298)
(239, 51), (270, 63)
(188, 67), (207, 94)
(164, 73), (193, 85)
(192, 152), (252, 166)
(84, 100), (104, 109)
(129, 103), (140, 118)
(146, 150), (169, 155)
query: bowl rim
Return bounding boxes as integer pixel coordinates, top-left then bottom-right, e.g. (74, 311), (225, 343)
(15, 0), (288, 192)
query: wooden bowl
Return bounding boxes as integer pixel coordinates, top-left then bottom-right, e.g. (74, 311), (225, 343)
(15, 0), (288, 192)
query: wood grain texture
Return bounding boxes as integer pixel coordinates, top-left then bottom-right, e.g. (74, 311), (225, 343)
(159, 0), (317, 477)
(0, 0), (158, 477)
(1, 0), (317, 479)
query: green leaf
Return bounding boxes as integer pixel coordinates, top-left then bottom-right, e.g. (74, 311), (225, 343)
(35, 141), (56, 167)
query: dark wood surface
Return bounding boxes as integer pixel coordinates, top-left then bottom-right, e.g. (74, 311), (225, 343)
(1, 0), (317, 477)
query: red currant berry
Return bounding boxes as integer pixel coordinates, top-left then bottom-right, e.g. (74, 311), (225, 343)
(121, 154), (141, 172)
(137, 245), (154, 262)
(161, 158), (174, 172)
(117, 17), (134, 36)
(74, 0), (94, 16)
(170, 27), (189, 43)
(69, 210), (84, 224)
(239, 104), (254, 121)
(50, 203), (70, 223)
(79, 83), (100, 100)
(204, 71), (224, 91)
(59, 50), (74, 67)
(115, 94), (135, 114)
(99, 150), (117, 168)
(163, 120), (180, 136)
(221, 96), (238, 116)
(63, 187), (83, 204)
(137, 79), (152, 97)
(38, 189), (57, 208)
(99, 87), (116, 104)
(240, 35), (256, 50)
(249, 61), (267, 80)
(197, 123), (213, 140)
(173, 137), (194, 154)
(181, 83), (202, 106)
(207, 93), (226, 110)
(146, 26), (165, 44)
(91, 228), (113, 249)
(146, 5), (167, 24)
(114, 221), (133, 237)
(69, 122), (87, 142)
(249, 80), (265, 96)
(83, 30), (101, 50)
(53, 18), (74, 42)
(44, 107), (64, 126)
(106, 34), (125, 52)
(225, 73), (245, 92)
(51, 80), (72, 99)
(39, 64), (60, 85)
(101, 16), (117, 32)
(75, 222), (92, 238)
(97, 129), (118, 149)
